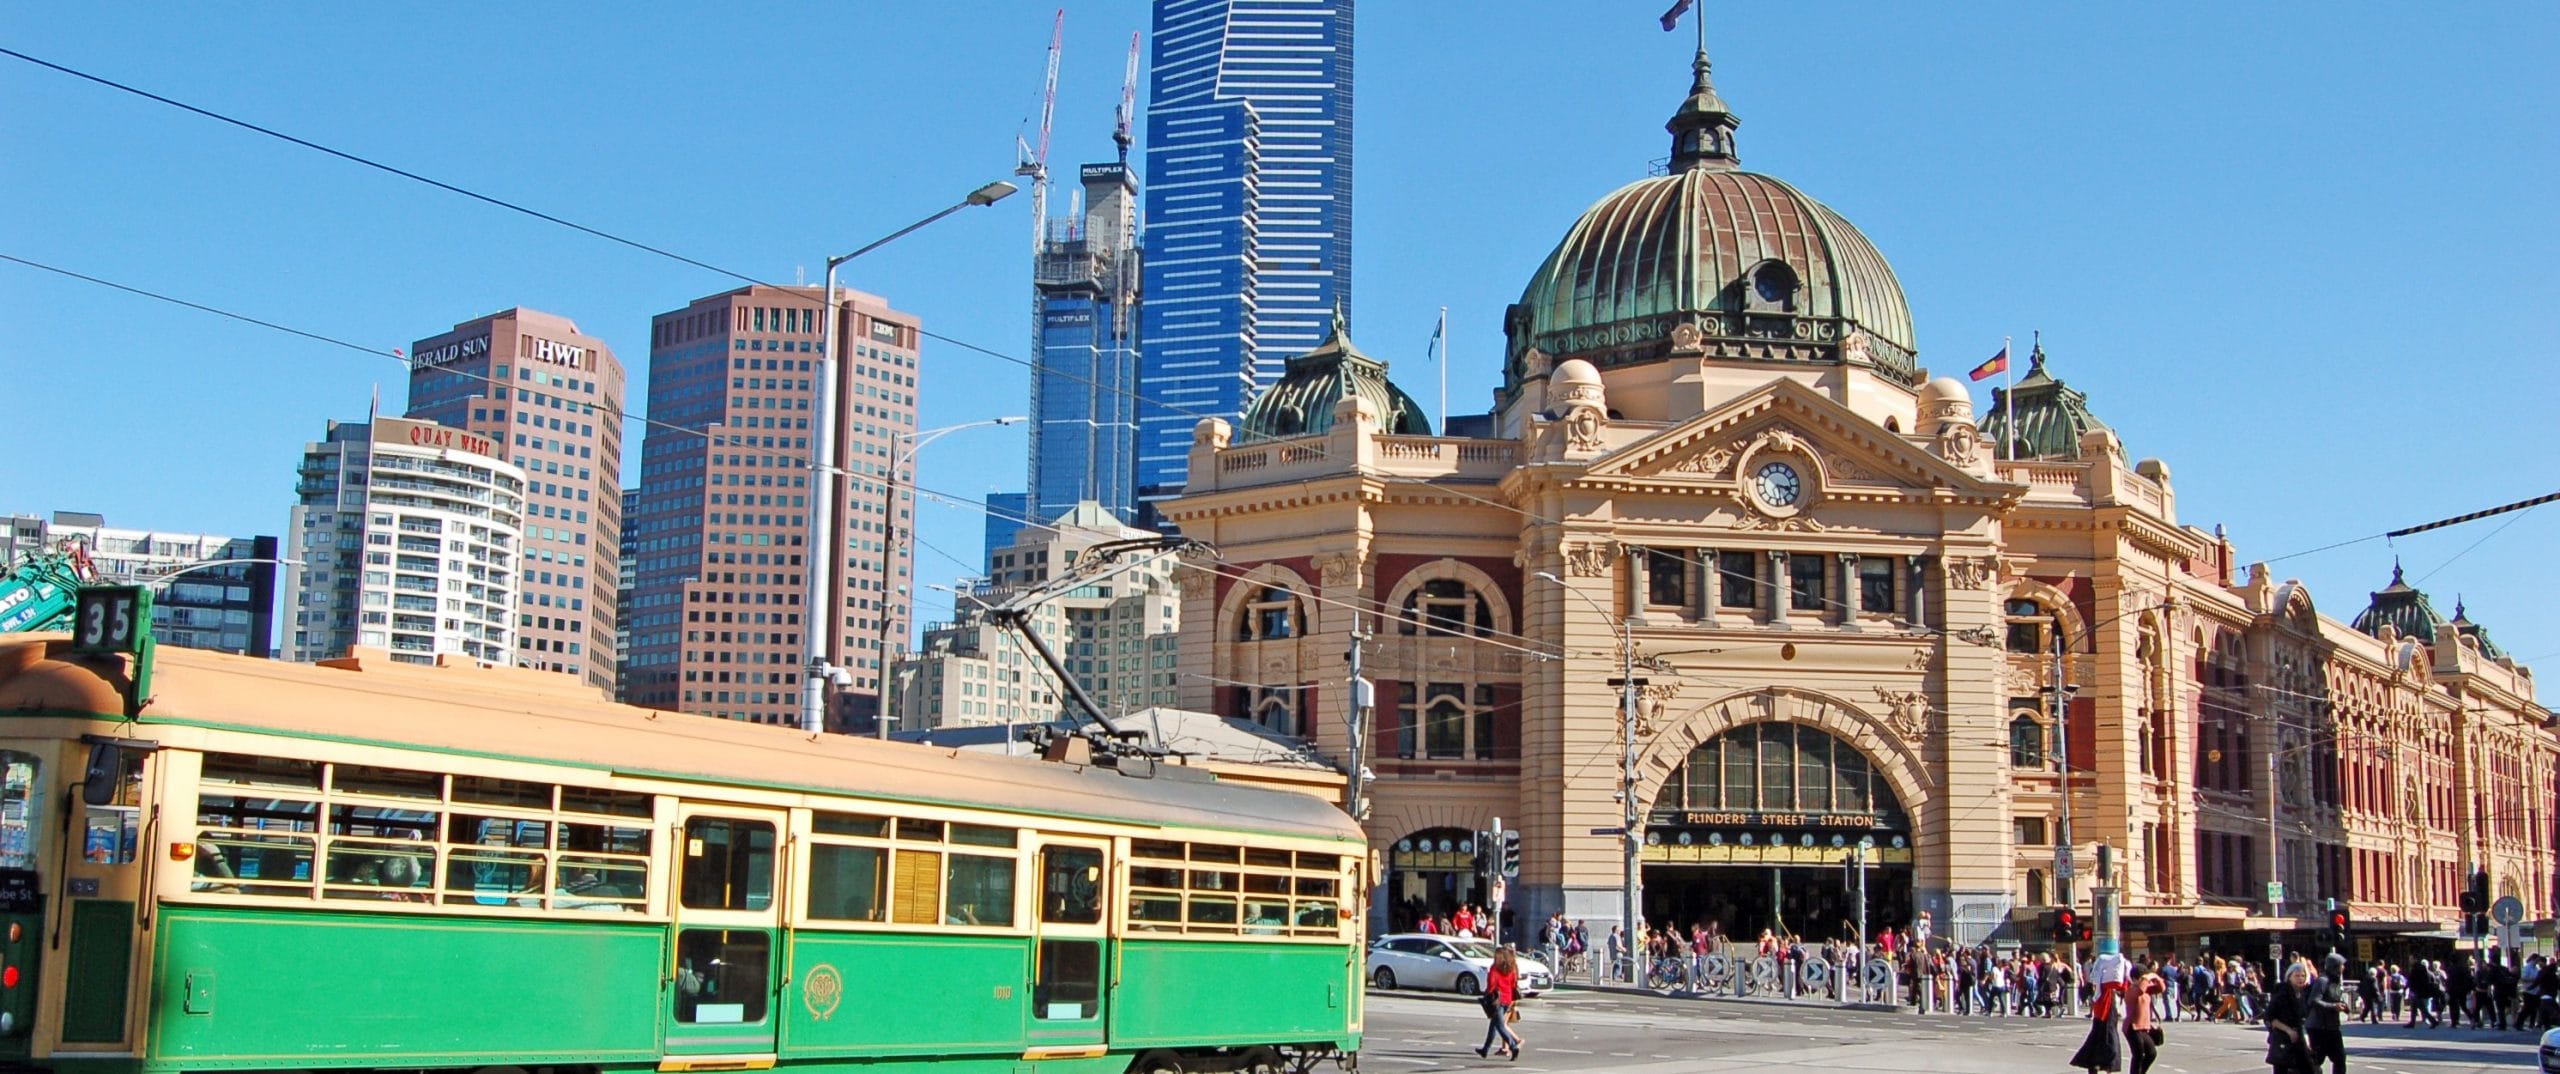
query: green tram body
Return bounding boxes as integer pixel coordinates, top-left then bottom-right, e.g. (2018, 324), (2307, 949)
(0, 635), (1367, 1074)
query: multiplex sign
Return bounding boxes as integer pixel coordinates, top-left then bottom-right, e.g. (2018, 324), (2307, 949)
(374, 417), (499, 460)
(409, 334), (490, 369)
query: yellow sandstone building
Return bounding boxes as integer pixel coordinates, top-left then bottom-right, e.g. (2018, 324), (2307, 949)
(1161, 43), (2556, 955)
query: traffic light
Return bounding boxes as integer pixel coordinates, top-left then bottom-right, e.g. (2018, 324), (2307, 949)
(2326, 904), (2351, 949)
(1470, 833), (1489, 878)
(2054, 908), (2080, 946)
(1500, 830), (1522, 878)
(2459, 870), (2490, 915)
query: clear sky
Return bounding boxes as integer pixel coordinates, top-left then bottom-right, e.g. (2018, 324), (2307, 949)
(5, 4), (2556, 672)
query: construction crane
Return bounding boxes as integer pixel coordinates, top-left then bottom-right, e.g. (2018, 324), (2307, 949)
(0, 542), (96, 634)
(1114, 30), (1140, 165)
(1014, 9), (1065, 254)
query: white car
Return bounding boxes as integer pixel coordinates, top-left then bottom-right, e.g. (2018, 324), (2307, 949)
(2539, 1027), (2558, 1074)
(1366, 933), (1552, 997)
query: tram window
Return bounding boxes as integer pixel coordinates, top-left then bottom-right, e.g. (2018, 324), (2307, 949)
(200, 753), (321, 792)
(1189, 844), (1240, 864)
(80, 749), (144, 865)
(193, 832), (314, 894)
(681, 817), (776, 911)
(674, 929), (770, 1025)
(333, 765), (442, 801)
(1033, 938), (1099, 1020)
(944, 854), (1015, 926)
(559, 786), (651, 818)
(1129, 865), (1182, 889)
(1131, 839), (1184, 861)
(1129, 892), (1182, 928)
(1294, 900), (1340, 931)
(1243, 898), (1290, 933)
(1294, 876), (1339, 898)
(448, 814), (548, 849)
(454, 776), (553, 810)
(556, 856), (646, 910)
(325, 841), (432, 900)
(1188, 894), (1239, 927)
(1040, 846), (1103, 925)
(897, 818), (945, 841)
(814, 811), (889, 837)
(1244, 874), (1290, 896)
(890, 848), (942, 925)
(951, 823), (1016, 848)
(807, 844), (886, 921)
(442, 847), (542, 907)
(1296, 853), (1340, 872)
(1189, 869), (1237, 892)
(0, 753), (36, 872)
(561, 821), (650, 856)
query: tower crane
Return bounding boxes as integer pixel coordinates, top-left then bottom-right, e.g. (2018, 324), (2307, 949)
(1115, 30), (1140, 165)
(1014, 9), (1065, 254)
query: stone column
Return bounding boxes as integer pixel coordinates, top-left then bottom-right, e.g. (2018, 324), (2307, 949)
(1838, 552), (1863, 632)
(1625, 545), (1650, 626)
(1696, 546), (1720, 624)
(1767, 550), (1792, 628)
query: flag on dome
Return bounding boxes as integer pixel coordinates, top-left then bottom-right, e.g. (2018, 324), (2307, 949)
(1968, 344), (2010, 382)
(1659, 0), (1694, 32)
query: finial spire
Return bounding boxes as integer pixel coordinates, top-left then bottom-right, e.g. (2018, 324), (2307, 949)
(2029, 330), (2047, 372)
(1664, 13), (1740, 171)
(2390, 556), (2404, 585)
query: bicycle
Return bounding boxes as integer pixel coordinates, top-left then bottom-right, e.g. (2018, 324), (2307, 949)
(1557, 949), (1592, 981)
(1646, 954), (1693, 992)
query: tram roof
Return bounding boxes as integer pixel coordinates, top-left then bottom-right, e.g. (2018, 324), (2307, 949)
(0, 636), (1364, 844)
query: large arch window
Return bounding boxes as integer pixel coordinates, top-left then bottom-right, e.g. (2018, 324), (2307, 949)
(2005, 598), (2051, 653)
(1398, 579), (1494, 638)
(1234, 586), (1304, 641)
(1653, 722), (1902, 821)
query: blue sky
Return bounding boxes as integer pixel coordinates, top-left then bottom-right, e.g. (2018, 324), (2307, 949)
(5, 4), (2556, 669)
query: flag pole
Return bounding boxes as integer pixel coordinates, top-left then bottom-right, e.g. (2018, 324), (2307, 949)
(2001, 335), (2014, 461)
(1437, 305), (1449, 434)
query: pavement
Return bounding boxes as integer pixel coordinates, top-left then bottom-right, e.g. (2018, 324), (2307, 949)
(1358, 986), (2549, 1073)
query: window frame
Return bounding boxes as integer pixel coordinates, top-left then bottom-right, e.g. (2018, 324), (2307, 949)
(794, 808), (1023, 933)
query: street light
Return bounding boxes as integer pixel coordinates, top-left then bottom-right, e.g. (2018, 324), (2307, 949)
(801, 180), (1018, 737)
(872, 416), (1024, 739)
(120, 556), (304, 587)
(1532, 569), (1643, 975)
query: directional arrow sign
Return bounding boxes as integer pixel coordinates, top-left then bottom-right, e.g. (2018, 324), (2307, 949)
(2492, 895), (2525, 928)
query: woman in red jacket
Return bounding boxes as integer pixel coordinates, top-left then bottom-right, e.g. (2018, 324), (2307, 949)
(1474, 947), (1524, 1060)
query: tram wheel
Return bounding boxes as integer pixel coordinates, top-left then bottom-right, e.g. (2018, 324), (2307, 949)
(1370, 966), (1397, 990)
(1453, 972), (1480, 996)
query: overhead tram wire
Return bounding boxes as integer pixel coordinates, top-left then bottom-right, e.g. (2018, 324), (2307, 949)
(0, 46), (1568, 540)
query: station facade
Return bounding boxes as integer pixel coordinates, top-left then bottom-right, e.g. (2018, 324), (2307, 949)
(1162, 43), (2558, 954)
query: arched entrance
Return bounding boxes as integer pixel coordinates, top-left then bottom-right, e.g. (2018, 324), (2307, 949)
(1386, 827), (1487, 933)
(1642, 720), (1914, 942)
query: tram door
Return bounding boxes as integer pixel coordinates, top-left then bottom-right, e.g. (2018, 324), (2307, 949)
(50, 737), (153, 1054)
(1024, 837), (1109, 1060)
(664, 806), (784, 1058)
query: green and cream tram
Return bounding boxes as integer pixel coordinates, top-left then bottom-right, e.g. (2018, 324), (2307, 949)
(0, 600), (1364, 1074)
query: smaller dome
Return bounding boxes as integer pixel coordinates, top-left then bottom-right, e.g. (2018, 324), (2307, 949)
(1238, 312), (1431, 442)
(1553, 358), (1602, 388)
(1980, 340), (2108, 460)
(1920, 377), (1970, 409)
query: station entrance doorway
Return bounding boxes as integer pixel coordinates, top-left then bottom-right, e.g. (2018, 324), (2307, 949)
(1639, 720), (1915, 943)
(1386, 827), (1487, 933)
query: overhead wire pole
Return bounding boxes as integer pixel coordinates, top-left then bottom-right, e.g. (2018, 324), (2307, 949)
(801, 182), (1018, 737)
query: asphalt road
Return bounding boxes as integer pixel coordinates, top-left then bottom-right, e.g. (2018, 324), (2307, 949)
(1359, 987), (2547, 1073)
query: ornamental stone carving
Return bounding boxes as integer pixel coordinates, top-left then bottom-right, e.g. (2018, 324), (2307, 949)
(1843, 332), (1872, 366)
(1193, 417), (1231, 450)
(1312, 551), (1365, 592)
(1944, 555), (1999, 591)
(1935, 423), (1982, 467)
(1668, 444), (1737, 476)
(1636, 681), (1683, 737)
(1669, 321), (1705, 353)
(1171, 559), (1218, 599)
(1872, 687), (1934, 740)
(1563, 541), (1619, 577)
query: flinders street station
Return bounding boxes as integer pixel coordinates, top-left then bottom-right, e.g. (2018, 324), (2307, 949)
(1160, 40), (2557, 956)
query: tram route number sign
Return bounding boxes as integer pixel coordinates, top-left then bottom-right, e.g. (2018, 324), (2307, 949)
(71, 586), (150, 655)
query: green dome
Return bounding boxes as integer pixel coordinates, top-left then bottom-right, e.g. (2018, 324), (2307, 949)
(1238, 313), (1431, 441)
(1979, 342), (2111, 461)
(1506, 48), (1916, 392)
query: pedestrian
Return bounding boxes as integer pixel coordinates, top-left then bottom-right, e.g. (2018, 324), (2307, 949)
(1473, 946), (1523, 1061)
(2355, 959), (2382, 1024)
(1605, 923), (1627, 983)
(2128, 958), (2167, 1074)
(2069, 947), (2131, 1073)
(2447, 954), (2475, 1029)
(2306, 953), (2346, 1074)
(2263, 961), (2319, 1074)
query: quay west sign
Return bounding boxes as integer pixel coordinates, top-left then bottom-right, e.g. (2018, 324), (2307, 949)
(374, 417), (499, 460)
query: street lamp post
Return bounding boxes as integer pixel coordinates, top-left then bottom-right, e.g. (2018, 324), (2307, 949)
(801, 180), (1018, 737)
(873, 416), (1024, 739)
(1533, 570), (1641, 978)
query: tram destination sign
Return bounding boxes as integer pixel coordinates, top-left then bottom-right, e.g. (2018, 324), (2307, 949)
(1677, 810), (1889, 830)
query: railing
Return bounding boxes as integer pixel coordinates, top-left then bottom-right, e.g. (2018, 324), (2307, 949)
(1993, 460), (2090, 500)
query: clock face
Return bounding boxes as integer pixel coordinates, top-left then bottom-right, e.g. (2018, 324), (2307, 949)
(1753, 461), (1802, 507)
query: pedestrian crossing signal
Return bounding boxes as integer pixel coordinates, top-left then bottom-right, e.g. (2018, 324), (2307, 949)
(2327, 906), (2351, 949)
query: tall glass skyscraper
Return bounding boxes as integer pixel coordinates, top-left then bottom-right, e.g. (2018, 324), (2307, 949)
(1031, 162), (1143, 525)
(1134, 0), (1355, 514)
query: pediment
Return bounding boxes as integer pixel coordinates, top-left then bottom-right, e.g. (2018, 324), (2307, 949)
(1578, 379), (2012, 500)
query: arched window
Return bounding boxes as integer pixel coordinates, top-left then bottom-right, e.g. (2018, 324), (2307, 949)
(2010, 712), (2047, 769)
(1653, 722), (1903, 822)
(1399, 578), (1494, 638)
(1229, 685), (1303, 737)
(1235, 586), (1303, 641)
(1397, 682), (1499, 761)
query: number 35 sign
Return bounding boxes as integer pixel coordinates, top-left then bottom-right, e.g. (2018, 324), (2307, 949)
(71, 586), (151, 655)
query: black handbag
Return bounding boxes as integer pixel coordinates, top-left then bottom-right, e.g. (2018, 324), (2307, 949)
(1479, 994), (1502, 1018)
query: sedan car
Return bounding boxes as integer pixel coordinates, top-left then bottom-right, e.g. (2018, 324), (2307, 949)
(1366, 933), (1553, 996)
(2539, 1027), (2557, 1074)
